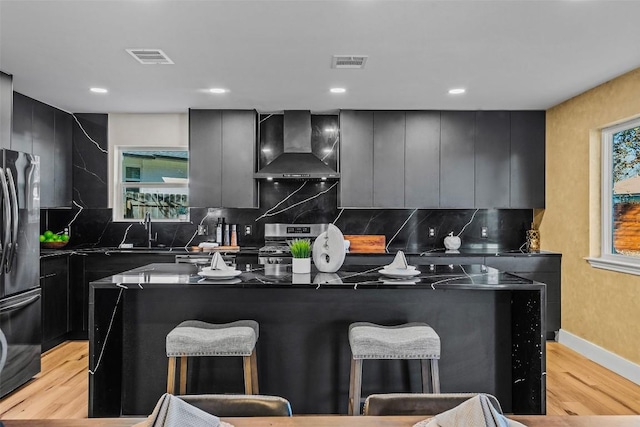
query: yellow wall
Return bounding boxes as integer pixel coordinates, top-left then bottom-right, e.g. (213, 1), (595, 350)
(544, 67), (640, 364)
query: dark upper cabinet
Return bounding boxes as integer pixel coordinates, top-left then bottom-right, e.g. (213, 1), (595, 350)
(0, 72), (12, 150)
(405, 111), (440, 208)
(510, 111), (545, 208)
(189, 109), (222, 207)
(11, 93), (32, 154)
(189, 109), (257, 208)
(373, 112), (405, 208)
(221, 110), (257, 208)
(475, 111), (511, 208)
(54, 110), (73, 207)
(32, 101), (55, 207)
(340, 109), (544, 209)
(12, 93), (73, 208)
(440, 111), (475, 208)
(339, 111), (374, 207)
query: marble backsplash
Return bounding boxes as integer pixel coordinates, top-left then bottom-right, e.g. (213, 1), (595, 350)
(42, 180), (533, 252)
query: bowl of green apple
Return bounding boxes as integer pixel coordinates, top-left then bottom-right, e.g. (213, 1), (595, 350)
(40, 230), (69, 249)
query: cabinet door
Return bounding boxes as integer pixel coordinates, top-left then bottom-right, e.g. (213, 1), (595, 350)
(339, 111), (374, 207)
(41, 257), (69, 343)
(373, 111), (405, 207)
(475, 111), (510, 208)
(32, 101), (55, 207)
(405, 111), (440, 208)
(221, 110), (257, 208)
(189, 110), (222, 207)
(510, 111), (545, 208)
(0, 72), (12, 150)
(440, 111), (475, 208)
(54, 110), (73, 207)
(11, 93), (32, 154)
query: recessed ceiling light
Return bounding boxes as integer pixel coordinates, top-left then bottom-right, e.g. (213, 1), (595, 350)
(90, 87), (108, 94)
(448, 88), (466, 95)
(261, 148), (272, 153)
(209, 88), (228, 94)
(266, 177), (273, 181)
(322, 148), (333, 154)
(330, 88), (346, 94)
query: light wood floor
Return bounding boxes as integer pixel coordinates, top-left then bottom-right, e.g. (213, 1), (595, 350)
(0, 341), (639, 419)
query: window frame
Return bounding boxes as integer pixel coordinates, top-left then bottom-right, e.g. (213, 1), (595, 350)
(113, 146), (189, 222)
(587, 118), (640, 275)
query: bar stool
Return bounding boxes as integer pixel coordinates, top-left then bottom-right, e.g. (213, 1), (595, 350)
(166, 320), (259, 395)
(348, 322), (441, 415)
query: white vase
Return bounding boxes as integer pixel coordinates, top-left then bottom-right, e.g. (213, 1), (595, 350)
(444, 235), (461, 251)
(292, 257), (311, 274)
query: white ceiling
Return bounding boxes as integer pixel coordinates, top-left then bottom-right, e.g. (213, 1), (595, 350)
(1, 0), (639, 114)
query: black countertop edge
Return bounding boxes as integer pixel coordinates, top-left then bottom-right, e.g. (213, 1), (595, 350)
(89, 263), (547, 291)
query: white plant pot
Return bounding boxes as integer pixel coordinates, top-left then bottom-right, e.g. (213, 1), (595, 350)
(292, 257), (311, 274)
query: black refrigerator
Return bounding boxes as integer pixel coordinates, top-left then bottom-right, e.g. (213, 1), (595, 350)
(0, 71), (41, 398)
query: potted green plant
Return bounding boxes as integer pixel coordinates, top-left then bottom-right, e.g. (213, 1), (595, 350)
(289, 238), (311, 274)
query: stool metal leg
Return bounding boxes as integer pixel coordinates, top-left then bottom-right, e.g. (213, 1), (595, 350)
(431, 359), (440, 393)
(250, 350), (259, 394)
(167, 357), (177, 394)
(179, 357), (188, 395)
(350, 358), (363, 415)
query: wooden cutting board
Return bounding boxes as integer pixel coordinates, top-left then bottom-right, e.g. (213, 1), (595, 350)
(344, 235), (386, 253)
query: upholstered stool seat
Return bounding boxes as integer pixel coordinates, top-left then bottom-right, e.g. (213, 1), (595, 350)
(166, 320), (259, 395)
(348, 322), (441, 415)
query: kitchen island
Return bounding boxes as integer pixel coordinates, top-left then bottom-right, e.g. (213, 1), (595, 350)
(88, 263), (545, 417)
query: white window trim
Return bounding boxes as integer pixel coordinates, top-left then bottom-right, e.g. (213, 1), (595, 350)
(113, 146), (189, 222)
(586, 118), (640, 275)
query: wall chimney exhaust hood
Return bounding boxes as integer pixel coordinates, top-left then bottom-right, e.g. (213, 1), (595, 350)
(254, 111), (340, 180)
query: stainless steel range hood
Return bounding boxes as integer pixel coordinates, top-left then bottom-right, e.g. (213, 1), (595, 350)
(254, 111), (340, 180)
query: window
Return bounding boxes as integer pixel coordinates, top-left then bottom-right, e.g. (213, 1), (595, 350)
(114, 148), (189, 221)
(588, 118), (640, 275)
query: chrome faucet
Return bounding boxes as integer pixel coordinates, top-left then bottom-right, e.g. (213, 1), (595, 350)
(144, 211), (157, 248)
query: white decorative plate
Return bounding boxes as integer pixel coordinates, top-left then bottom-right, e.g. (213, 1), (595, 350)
(379, 268), (421, 278)
(198, 268), (242, 279)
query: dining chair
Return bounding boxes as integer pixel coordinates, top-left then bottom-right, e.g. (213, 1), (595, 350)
(363, 392), (503, 416)
(177, 394), (292, 417)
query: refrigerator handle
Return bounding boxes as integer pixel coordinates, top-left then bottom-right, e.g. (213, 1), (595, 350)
(5, 169), (18, 273)
(0, 329), (7, 375)
(0, 169), (9, 275)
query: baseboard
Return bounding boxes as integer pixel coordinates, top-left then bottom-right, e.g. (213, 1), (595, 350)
(557, 329), (640, 386)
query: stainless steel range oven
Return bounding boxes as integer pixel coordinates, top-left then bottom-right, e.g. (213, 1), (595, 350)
(258, 223), (328, 264)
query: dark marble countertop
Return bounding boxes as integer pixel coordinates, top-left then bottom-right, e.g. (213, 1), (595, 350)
(90, 262), (545, 291)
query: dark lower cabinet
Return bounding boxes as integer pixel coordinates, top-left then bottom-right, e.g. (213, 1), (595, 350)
(41, 256), (70, 352)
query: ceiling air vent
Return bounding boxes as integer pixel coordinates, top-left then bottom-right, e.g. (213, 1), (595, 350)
(126, 49), (174, 65)
(331, 55), (368, 69)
